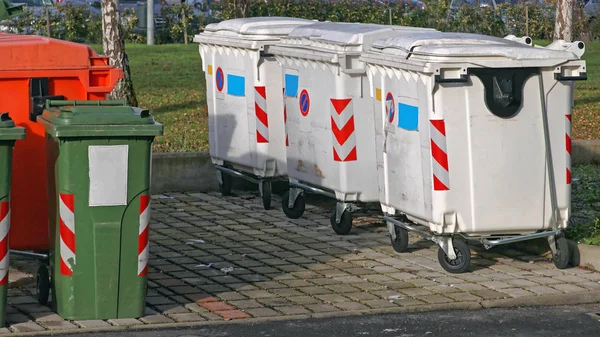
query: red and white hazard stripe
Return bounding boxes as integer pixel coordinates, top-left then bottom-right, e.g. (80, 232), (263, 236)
(566, 114), (571, 185)
(330, 98), (357, 162)
(254, 86), (269, 143)
(430, 119), (450, 191)
(138, 195), (150, 277)
(59, 193), (76, 276)
(0, 202), (9, 285)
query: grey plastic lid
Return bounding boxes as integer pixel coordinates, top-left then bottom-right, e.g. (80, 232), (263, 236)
(204, 17), (316, 36)
(371, 32), (581, 60)
(285, 22), (435, 46)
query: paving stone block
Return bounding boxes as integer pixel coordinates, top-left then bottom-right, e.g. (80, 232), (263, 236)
(551, 284), (587, 293)
(471, 289), (509, 299)
(315, 294), (351, 303)
(298, 287), (333, 296)
(74, 320), (112, 328)
(498, 288), (534, 298)
(16, 303), (52, 313)
(288, 296), (323, 305)
(274, 306), (311, 315)
(218, 310), (251, 320)
(200, 301), (235, 312)
(140, 314), (175, 324)
(257, 298), (294, 307)
(169, 313), (207, 322)
(6, 314), (31, 324)
(270, 288), (304, 297)
(107, 318), (144, 326)
(304, 304), (339, 313)
(10, 322), (46, 333)
(30, 313), (65, 322)
(281, 279), (314, 288)
(361, 299), (398, 309)
(444, 292), (481, 302)
(246, 308), (281, 317)
(240, 290), (276, 299)
(480, 281), (513, 290)
(416, 295), (454, 304)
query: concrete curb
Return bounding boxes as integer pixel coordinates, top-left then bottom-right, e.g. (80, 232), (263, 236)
(150, 140), (600, 194)
(16, 292), (600, 337)
(480, 289), (600, 309)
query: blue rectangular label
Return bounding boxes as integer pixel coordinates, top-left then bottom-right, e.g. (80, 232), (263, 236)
(284, 74), (299, 97)
(227, 74), (245, 97)
(398, 103), (418, 131)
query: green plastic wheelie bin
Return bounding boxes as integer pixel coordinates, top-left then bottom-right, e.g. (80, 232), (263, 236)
(37, 100), (163, 320)
(0, 113), (24, 326)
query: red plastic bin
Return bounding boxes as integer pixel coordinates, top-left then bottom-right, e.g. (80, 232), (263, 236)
(0, 33), (123, 251)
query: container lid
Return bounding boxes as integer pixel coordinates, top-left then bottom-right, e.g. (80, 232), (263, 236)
(284, 22), (436, 47)
(0, 33), (118, 71)
(37, 100), (163, 138)
(202, 17), (316, 37)
(370, 32), (582, 60)
(0, 113), (26, 140)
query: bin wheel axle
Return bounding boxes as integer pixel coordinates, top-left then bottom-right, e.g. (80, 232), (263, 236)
(330, 207), (353, 235)
(437, 239), (471, 274)
(282, 190), (305, 219)
(552, 235), (570, 269)
(36, 265), (50, 305)
(260, 180), (272, 210)
(219, 173), (233, 196)
(390, 226), (409, 253)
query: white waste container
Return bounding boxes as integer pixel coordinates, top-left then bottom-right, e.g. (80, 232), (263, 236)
(267, 22), (436, 234)
(360, 32), (586, 273)
(193, 17), (315, 210)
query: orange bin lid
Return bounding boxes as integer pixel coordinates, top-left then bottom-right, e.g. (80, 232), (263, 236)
(0, 33), (121, 72)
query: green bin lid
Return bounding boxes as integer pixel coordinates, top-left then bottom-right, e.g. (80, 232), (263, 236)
(37, 100), (164, 138)
(0, 113), (26, 141)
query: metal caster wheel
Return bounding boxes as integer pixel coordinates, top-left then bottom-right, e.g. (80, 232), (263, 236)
(330, 208), (352, 235)
(219, 173), (232, 196)
(36, 265), (50, 305)
(437, 239), (471, 274)
(552, 235), (570, 269)
(261, 180), (272, 210)
(282, 190), (305, 219)
(390, 226), (409, 253)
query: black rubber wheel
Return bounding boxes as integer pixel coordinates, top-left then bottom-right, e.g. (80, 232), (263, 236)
(390, 225), (409, 253)
(219, 173), (232, 196)
(261, 180), (272, 210)
(282, 190), (305, 219)
(552, 235), (570, 269)
(437, 239), (471, 274)
(330, 208), (353, 235)
(36, 265), (50, 305)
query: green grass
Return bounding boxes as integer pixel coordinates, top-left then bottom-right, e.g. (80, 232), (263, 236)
(93, 44), (207, 153)
(92, 41), (600, 152)
(567, 165), (600, 245)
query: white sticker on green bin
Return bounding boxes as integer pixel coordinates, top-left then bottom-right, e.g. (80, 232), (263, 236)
(88, 145), (129, 207)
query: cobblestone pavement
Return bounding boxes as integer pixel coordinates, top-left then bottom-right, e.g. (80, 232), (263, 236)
(3, 191), (600, 335)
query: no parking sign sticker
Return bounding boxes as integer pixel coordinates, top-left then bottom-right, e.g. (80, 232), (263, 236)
(215, 67), (224, 92)
(299, 89), (310, 116)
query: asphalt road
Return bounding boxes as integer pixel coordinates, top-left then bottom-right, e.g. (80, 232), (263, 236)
(66, 304), (600, 337)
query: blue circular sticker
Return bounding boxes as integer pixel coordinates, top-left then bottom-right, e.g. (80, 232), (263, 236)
(216, 67), (224, 92)
(386, 92), (395, 123)
(299, 89), (310, 116)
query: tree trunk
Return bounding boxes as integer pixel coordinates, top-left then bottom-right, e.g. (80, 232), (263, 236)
(553, 0), (574, 41)
(102, 0), (138, 106)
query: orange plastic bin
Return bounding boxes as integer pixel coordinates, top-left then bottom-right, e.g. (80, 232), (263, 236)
(0, 33), (123, 251)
